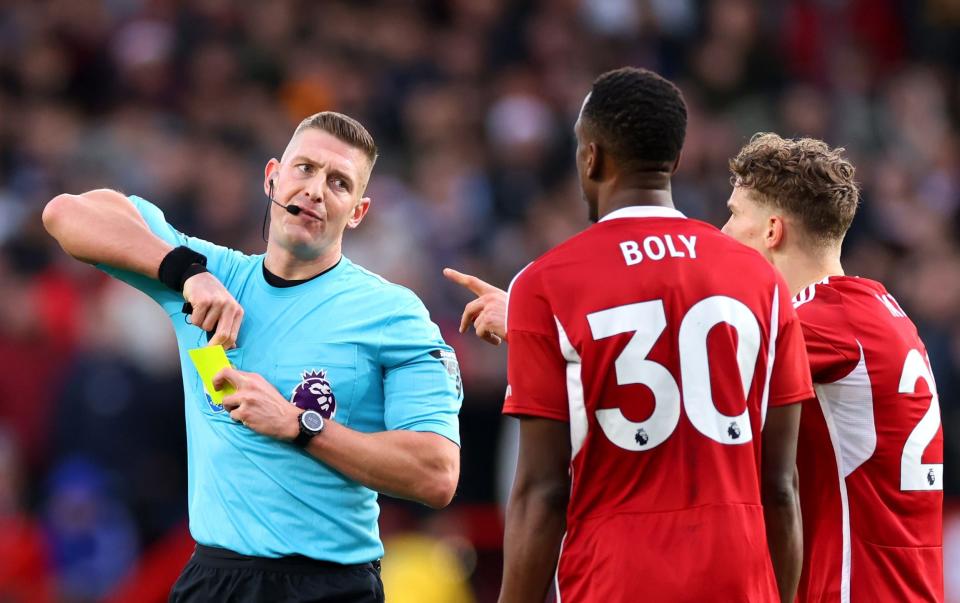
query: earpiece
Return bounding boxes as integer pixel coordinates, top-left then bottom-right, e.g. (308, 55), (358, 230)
(261, 173), (303, 241)
(266, 175), (302, 217)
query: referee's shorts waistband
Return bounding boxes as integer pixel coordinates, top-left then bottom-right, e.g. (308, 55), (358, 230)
(192, 544), (381, 573)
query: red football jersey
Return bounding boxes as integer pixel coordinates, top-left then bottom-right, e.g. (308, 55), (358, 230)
(793, 276), (944, 603)
(504, 206), (814, 603)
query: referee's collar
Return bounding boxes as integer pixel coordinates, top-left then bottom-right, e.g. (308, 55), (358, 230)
(256, 255), (349, 297)
(599, 205), (686, 222)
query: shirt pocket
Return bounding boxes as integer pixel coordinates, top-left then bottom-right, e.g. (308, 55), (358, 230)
(271, 343), (360, 426)
(192, 346), (246, 419)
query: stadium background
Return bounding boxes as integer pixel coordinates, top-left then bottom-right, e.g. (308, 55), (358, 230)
(0, 0), (958, 601)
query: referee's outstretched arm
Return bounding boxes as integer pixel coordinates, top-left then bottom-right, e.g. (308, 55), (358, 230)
(42, 189), (245, 349)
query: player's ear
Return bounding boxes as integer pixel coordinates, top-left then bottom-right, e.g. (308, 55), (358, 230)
(586, 142), (601, 181)
(765, 215), (785, 250)
(346, 197), (371, 229)
(670, 151), (682, 175)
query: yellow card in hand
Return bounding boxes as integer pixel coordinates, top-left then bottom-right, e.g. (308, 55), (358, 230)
(188, 345), (236, 408)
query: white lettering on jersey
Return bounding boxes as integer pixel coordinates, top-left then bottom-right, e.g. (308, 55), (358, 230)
(677, 235), (697, 258)
(876, 293), (907, 318)
(619, 235), (698, 266)
(664, 235), (684, 257)
(620, 241), (643, 266)
(643, 237), (666, 260)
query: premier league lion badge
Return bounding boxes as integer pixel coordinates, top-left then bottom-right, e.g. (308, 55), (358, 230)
(290, 369), (337, 418)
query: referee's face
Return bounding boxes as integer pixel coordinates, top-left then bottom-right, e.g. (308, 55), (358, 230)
(265, 129), (372, 260)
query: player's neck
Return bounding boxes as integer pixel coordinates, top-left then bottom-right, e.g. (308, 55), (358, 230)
(264, 242), (342, 280)
(599, 180), (675, 218)
(777, 251), (844, 297)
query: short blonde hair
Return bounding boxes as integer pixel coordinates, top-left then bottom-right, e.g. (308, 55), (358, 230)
(295, 111), (378, 167)
(729, 133), (859, 243)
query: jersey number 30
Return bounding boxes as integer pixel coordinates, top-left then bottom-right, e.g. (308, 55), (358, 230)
(587, 296), (762, 452)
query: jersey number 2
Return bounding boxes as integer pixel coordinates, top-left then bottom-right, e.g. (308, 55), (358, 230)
(899, 349), (943, 491)
(587, 296), (761, 451)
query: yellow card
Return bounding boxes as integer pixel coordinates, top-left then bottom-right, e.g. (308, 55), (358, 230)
(188, 345), (236, 407)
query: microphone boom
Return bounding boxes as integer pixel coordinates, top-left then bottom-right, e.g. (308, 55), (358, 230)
(271, 198), (302, 216)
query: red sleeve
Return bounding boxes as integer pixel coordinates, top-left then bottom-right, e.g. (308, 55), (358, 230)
(769, 282), (815, 407)
(795, 295), (860, 383)
(503, 264), (569, 421)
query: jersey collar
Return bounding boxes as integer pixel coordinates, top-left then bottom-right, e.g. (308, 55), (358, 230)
(599, 205), (686, 222)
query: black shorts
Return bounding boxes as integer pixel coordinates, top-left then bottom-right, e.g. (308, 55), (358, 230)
(169, 545), (384, 603)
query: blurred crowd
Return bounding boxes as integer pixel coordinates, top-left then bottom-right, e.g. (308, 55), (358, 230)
(0, 0), (958, 600)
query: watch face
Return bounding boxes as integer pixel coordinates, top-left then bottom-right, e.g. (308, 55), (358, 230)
(302, 410), (324, 432)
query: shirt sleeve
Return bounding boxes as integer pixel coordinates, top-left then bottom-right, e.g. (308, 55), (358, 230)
(96, 195), (245, 315)
(379, 296), (462, 446)
(768, 281), (816, 407)
(503, 265), (569, 421)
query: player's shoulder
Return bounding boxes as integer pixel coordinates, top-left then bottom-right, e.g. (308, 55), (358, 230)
(509, 236), (573, 298)
(528, 223), (597, 266)
(791, 277), (854, 333)
(790, 277), (905, 360)
(793, 275), (889, 316)
(792, 276), (836, 309)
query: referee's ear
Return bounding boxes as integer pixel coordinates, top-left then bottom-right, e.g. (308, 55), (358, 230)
(345, 197), (371, 230)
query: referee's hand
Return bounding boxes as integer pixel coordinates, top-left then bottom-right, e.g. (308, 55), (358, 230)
(183, 272), (244, 349)
(443, 267), (507, 346)
(214, 367), (300, 441)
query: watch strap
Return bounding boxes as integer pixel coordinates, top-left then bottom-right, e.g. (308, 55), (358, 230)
(293, 411), (323, 448)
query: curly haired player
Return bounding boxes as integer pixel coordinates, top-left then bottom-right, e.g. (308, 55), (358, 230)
(724, 133), (944, 602)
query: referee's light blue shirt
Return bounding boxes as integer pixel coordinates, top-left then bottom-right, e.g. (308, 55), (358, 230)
(100, 195), (462, 563)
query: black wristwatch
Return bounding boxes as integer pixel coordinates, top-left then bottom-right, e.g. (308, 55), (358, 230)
(293, 410), (324, 447)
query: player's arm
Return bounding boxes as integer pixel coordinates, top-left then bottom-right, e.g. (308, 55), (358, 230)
(762, 282), (813, 602)
(762, 400), (803, 601)
(443, 267), (507, 345)
(499, 416), (570, 603)
(212, 366), (459, 509)
(497, 264), (569, 602)
(42, 189), (243, 347)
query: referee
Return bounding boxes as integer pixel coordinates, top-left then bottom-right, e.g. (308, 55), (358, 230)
(42, 112), (462, 602)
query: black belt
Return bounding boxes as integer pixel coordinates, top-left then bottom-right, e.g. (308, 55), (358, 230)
(193, 544), (381, 573)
